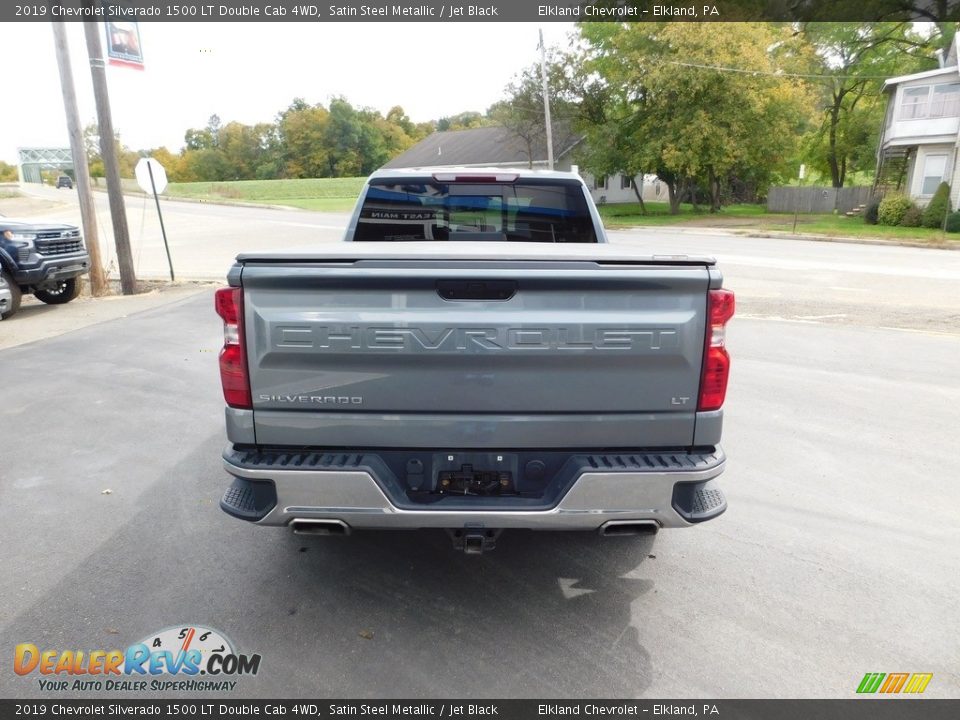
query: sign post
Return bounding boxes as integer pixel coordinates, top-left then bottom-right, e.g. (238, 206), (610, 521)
(792, 164), (806, 235)
(135, 157), (174, 281)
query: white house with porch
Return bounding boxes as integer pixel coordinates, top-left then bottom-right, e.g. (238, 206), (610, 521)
(876, 37), (960, 207)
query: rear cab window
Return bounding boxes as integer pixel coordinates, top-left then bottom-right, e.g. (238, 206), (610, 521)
(353, 178), (598, 243)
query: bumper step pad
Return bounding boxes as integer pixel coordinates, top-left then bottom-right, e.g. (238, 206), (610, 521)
(672, 480), (727, 522)
(220, 476), (277, 521)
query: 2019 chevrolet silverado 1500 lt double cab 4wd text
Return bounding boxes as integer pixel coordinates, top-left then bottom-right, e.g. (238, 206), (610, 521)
(216, 169), (734, 552)
(0, 215), (90, 319)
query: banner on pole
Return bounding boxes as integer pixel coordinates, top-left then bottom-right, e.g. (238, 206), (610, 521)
(105, 22), (144, 70)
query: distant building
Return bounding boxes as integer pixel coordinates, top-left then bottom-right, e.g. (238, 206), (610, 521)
(876, 36), (960, 207)
(383, 125), (663, 205)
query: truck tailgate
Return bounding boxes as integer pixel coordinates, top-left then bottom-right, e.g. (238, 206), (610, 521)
(237, 243), (714, 449)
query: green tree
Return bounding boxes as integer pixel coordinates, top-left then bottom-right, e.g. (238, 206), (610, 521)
(82, 122), (140, 178)
(921, 181), (951, 228)
(143, 147), (189, 183)
(323, 98), (391, 176)
(183, 114), (223, 151)
(276, 98), (330, 178)
(436, 111), (490, 131)
(180, 147), (227, 181)
(577, 22), (812, 213)
(0, 160), (18, 182)
(217, 121), (274, 180)
(798, 23), (940, 187)
(488, 52), (581, 170)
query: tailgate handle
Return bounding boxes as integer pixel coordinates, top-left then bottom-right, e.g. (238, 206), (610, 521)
(437, 280), (516, 301)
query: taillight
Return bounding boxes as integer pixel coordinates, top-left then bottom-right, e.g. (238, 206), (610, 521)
(215, 287), (251, 409)
(698, 288), (735, 412)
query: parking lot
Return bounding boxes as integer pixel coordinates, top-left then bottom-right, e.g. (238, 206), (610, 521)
(1, 190), (958, 698)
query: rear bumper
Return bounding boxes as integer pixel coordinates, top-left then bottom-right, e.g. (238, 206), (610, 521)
(221, 446), (727, 531)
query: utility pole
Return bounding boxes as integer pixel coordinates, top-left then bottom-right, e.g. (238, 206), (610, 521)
(52, 21), (108, 296)
(538, 28), (554, 171)
(83, 18), (137, 295)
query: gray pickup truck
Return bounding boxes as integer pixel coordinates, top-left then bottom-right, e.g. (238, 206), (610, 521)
(216, 169), (734, 552)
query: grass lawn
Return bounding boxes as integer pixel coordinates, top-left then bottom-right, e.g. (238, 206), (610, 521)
(164, 177), (365, 213)
(599, 202), (958, 244)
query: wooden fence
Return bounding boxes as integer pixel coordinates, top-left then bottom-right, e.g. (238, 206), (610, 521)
(767, 186), (877, 214)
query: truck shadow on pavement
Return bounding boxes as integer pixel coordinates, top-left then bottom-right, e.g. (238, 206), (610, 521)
(277, 528), (657, 697)
(3, 439), (657, 699)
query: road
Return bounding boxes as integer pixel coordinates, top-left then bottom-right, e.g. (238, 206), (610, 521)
(1, 185), (958, 699)
(15, 182), (960, 334)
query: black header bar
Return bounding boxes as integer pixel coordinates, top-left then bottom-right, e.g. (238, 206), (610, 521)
(2, 700), (960, 720)
(6, 0), (958, 22)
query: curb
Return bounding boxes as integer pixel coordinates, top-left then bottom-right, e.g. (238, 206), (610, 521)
(90, 187), (301, 212)
(606, 221), (958, 250)
(740, 230), (960, 251)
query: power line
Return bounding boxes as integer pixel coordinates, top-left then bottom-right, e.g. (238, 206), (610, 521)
(661, 59), (903, 80)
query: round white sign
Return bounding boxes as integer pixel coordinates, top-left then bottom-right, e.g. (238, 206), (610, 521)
(135, 157), (168, 195)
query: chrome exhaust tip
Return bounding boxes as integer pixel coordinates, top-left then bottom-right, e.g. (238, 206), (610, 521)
(599, 520), (660, 537)
(291, 519), (351, 536)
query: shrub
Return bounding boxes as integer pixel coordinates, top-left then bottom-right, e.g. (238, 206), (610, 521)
(877, 195), (914, 226)
(921, 182), (951, 228)
(945, 211), (960, 233)
(863, 200), (880, 225)
(900, 206), (923, 227)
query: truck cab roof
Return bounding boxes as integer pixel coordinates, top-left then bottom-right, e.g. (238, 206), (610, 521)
(367, 167), (586, 182)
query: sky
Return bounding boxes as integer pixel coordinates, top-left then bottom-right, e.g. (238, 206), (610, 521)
(0, 22), (576, 164)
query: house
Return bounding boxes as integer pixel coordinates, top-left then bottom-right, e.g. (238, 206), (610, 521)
(382, 125), (663, 205)
(876, 36), (960, 207)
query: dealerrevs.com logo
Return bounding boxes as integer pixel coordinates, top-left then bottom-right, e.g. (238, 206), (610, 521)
(14, 625), (261, 693)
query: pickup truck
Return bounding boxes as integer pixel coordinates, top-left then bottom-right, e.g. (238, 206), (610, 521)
(216, 169), (733, 553)
(0, 215), (90, 319)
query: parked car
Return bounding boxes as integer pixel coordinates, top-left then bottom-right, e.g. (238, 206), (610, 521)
(55, 175), (73, 189)
(216, 169), (734, 553)
(0, 215), (90, 319)
(0, 271), (12, 319)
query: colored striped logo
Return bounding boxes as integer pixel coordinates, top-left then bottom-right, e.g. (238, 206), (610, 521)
(857, 672), (933, 694)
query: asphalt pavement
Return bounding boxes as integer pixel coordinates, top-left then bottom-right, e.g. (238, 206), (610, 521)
(1, 186), (958, 699)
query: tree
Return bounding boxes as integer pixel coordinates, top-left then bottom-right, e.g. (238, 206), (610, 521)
(143, 147), (188, 183)
(0, 161), (17, 182)
(488, 52), (582, 169)
(83, 122), (140, 178)
(183, 114), (223, 151)
(577, 22), (812, 213)
(218, 121), (274, 180)
(436, 111), (490, 131)
(180, 147), (227, 181)
(277, 99), (331, 178)
(799, 23), (940, 187)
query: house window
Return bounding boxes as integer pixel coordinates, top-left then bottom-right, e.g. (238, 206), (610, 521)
(899, 83), (960, 120)
(921, 154), (947, 196)
(594, 175), (607, 190)
(621, 175), (633, 190)
(930, 83), (960, 118)
(900, 87), (929, 119)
